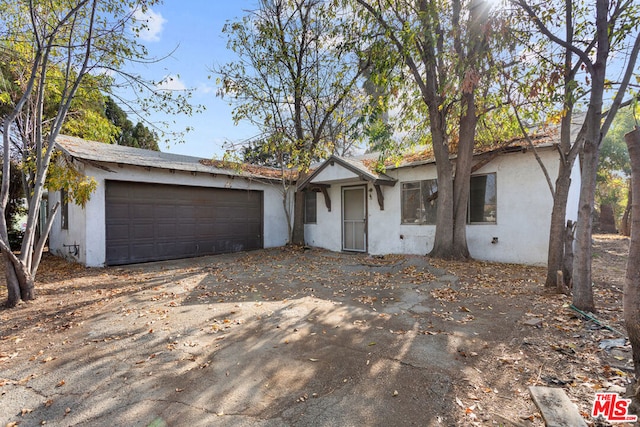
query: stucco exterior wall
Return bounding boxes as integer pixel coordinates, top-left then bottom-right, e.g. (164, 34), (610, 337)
(48, 161), (88, 265)
(49, 161), (291, 267)
(305, 147), (580, 265)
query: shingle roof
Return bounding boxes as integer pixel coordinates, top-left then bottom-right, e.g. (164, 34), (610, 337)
(358, 130), (560, 171)
(55, 135), (284, 180)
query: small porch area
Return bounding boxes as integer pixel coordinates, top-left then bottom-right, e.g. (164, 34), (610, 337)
(298, 155), (396, 253)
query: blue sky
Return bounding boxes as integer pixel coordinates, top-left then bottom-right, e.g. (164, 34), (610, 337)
(127, 1), (260, 158)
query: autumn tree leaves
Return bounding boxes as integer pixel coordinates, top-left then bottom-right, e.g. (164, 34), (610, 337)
(0, 0), (193, 307)
(219, 0), (640, 313)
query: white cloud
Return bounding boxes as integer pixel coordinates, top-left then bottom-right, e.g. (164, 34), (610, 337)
(156, 75), (187, 91)
(197, 83), (215, 94)
(133, 7), (166, 42)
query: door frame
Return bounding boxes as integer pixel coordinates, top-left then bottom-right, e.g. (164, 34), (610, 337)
(341, 185), (367, 252)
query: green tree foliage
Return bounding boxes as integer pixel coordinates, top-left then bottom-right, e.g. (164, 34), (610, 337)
(241, 138), (290, 168)
(104, 96), (159, 151)
(599, 106), (635, 179)
(512, 0), (640, 309)
(2, 161), (27, 248)
(0, 0), (194, 307)
(596, 105), (637, 230)
(355, 0), (514, 259)
(217, 0), (369, 244)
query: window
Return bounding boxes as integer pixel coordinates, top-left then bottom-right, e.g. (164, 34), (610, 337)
(304, 190), (317, 224)
(401, 179), (438, 224)
(469, 173), (497, 223)
(60, 189), (68, 230)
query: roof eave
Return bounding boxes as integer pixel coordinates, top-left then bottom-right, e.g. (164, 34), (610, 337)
(297, 155), (397, 190)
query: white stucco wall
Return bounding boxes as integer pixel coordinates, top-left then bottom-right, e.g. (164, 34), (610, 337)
(49, 161), (291, 267)
(312, 162), (361, 182)
(305, 147), (580, 265)
(48, 162), (88, 264)
(464, 149), (558, 264)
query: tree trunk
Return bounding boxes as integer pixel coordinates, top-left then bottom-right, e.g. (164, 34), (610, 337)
(545, 170), (572, 289)
(429, 168), (455, 258)
(562, 219), (576, 291)
(4, 254), (20, 307)
(451, 91), (477, 260)
(572, 136), (599, 312)
(622, 181), (632, 236)
(571, 0), (609, 313)
(624, 128), (640, 387)
(428, 124), (456, 258)
(291, 170), (309, 245)
(282, 185), (293, 243)
(599, 203), (617, 233)
(19, 271), (35, 301)
(427, 105), (457, 258)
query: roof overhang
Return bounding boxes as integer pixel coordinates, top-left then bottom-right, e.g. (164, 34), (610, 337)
(297, 155), (396, 191)
(54, 135), (285, 184)
(298, 155), (396, 210)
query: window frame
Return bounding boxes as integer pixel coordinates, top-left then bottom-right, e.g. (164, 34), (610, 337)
(400, 179), (438, 225)
(468, 173), (497, 224)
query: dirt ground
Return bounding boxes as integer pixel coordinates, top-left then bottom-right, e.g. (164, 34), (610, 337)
(0, 234), (633, 426)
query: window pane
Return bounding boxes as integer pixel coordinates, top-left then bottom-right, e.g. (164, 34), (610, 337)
(469, 174), (496, 223)
(421, 179), (438, 224)
(61, 189), (68, 230)
(304, 191), (317, 224)
(401, 183), (422, 223)
(402, 180), (437, 224)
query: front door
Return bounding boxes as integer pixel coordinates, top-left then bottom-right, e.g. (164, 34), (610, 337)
(342, 186), (366, 252)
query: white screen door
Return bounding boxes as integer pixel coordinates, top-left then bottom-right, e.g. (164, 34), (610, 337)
(342, 186), (366, 251)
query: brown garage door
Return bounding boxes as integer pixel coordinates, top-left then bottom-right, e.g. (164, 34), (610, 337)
(105, 180), (263, 265)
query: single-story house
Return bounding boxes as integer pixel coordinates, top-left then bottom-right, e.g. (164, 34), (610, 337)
(50, 130), (580, 267)
(50, 135), (291, 266)
(299, 136), (580, 265)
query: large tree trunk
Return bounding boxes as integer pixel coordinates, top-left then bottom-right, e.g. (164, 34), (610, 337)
(428, 119), (456, 258)
(571, 0), (610, 313)
(562, 219), (576, 291)
(451, 91), (477, 260)
(545, 167), (572, 289)
(4, 254), (20, 307)
(624, 128), (640, 392)
(621, 181), (632, 236)
(573, 134), (599, 312)
(291, 170), (309, 245)
(2, 250), (35, 306)
(19, 270), (35, 301)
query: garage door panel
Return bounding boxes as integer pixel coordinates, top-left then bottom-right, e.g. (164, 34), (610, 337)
(106, 244), (129, 261)
(157, 242), (176, 257)
(132, 224), (154, 239)
(130, 243), (155, 261)
(177, 223), (197, 237)
(156, 223), (177, 238)
(156, 205), (176, 219)
(175, 241), (197, 255)
(132, 204), (154, 219)
(106, 181), (263, 265)
(107, 224), (130, 240)
(108, 205), (129, 218)
(176, 205), (198, 218)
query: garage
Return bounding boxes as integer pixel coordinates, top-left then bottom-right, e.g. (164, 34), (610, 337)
(105, 180), (263, 265)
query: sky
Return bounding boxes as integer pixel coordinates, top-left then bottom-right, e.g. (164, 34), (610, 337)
(126, 1), (260, 159)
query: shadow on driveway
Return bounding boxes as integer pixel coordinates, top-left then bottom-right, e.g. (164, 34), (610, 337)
(0, 248), (514, 426)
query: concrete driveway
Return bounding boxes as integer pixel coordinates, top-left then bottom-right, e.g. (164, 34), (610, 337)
(1, 247), (574, 426)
